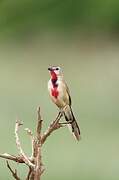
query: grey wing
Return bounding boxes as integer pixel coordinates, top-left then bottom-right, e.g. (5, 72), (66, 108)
(64, 81), (72, 106)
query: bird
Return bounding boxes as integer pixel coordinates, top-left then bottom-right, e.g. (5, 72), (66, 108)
(48, 66), (80, 141)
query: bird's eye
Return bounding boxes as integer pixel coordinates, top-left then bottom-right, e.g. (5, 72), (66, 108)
(56, 67), (59, 70)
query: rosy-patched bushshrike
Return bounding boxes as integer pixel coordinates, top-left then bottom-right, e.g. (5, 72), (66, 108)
(48, 66), (80, 141)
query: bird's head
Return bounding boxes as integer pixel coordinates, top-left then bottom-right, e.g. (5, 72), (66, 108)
(48, 66), (62, 80)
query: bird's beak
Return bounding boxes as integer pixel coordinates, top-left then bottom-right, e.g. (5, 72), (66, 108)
(48, 67), (52, 71)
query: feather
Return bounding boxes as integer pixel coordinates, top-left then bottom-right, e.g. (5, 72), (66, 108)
(63, 105), (80, 141)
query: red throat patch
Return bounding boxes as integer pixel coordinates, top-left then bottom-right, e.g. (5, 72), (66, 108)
(51, 87), (59, 98)
(50, 70), (58, 98)
(50, 71), (57, 80)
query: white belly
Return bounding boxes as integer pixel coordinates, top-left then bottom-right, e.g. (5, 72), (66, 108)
(48, 79), (70, 109)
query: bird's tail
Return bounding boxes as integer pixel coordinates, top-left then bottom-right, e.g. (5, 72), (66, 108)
(63, 105), (80, 141)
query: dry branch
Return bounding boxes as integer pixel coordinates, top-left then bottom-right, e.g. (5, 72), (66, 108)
(6, 161), (20, 180)
(0, 107), (63, 180)
(15, 120), (35, 169)
(26, 167), (32, 180)
(0, 153), (24, 163)
(41, 112), (63, 144)
(36, 107), (43, 140)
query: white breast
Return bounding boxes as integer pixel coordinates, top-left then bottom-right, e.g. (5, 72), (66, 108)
(48, 79), (70, 108)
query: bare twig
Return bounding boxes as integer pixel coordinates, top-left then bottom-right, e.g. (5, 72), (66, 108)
(6, 161), (20, 180)
(0, 153), (25, 163)
(26, 167), (32, 180)
(34, 107), (43, 180)
(40, 167), (45, 176)
(0, 107), (65, 180)
(15, 120), (34, 169)
(36, 107), (43, 141)
(41, 112), (63, 144)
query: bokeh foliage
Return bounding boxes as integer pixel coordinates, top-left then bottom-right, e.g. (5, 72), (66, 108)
(0, 0), (119, 38)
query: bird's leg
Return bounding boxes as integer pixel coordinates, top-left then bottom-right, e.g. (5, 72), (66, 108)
(56, 110), (67, 126)
(55, 111), (63, 122)
(59, 109), (64, 116)
(59, 120), (74, 125)
(58, 108), (75, 125)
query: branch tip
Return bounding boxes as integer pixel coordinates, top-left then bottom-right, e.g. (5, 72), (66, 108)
(37, 106), (40, 115)
(25, 128), (33, 136)
(6, 161), (20, 180)
(16, 120), (23, 126)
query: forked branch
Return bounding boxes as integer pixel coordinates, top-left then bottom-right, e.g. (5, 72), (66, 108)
(6, 161), (20, 180)
(0, 107), (63, 180)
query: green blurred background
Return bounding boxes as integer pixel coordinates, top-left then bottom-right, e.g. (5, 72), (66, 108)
(0, 0), (119, 179)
